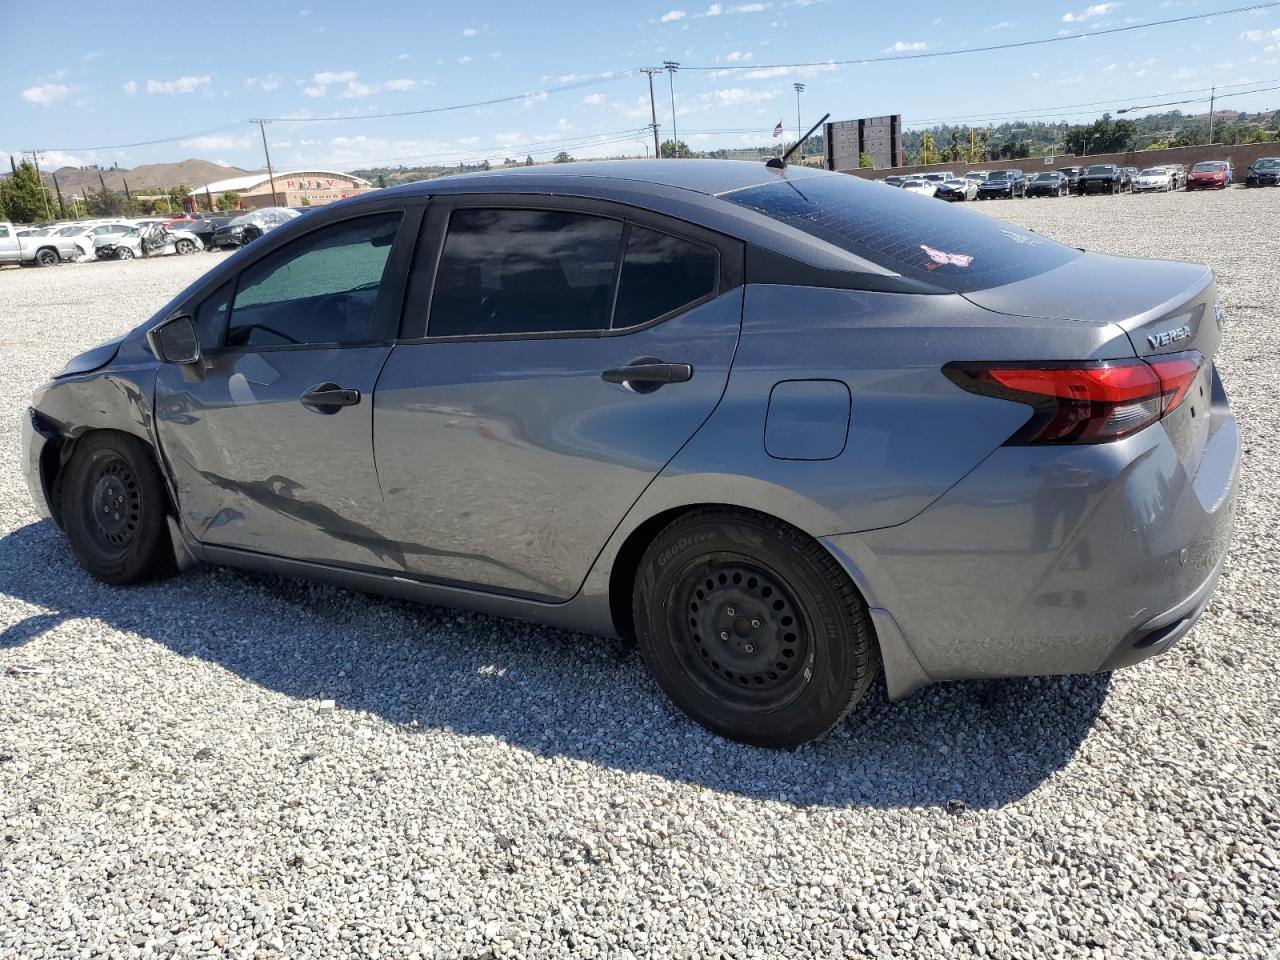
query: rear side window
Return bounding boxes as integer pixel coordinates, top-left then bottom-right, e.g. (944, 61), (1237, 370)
(721, 173), (1079, 293)
(226, 213), (400, 348)
(614, 227), (717, 329)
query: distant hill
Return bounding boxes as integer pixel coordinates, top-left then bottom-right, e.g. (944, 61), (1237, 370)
(34, 159), (257, 196)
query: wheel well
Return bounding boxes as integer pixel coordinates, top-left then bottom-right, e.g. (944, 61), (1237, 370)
(606, 503), (850, 643)
(41, 427), (170, 527)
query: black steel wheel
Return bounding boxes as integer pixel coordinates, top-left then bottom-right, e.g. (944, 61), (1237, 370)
(62, 433), (176, 584)
(35, 248), (59, 267)
(633, 508), (878, 747)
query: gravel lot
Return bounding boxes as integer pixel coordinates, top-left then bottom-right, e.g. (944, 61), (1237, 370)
(2, 190), (1278, 959)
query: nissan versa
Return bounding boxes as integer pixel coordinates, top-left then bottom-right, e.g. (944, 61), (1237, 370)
(22, 161), (1239, 747)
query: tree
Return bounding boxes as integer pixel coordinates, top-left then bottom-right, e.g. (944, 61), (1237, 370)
(0, 160), (55, 223)
(525, 155), (535, 166)
(945, 130), (961, 163)
(553, 151), (574, 163)
(659, 139), (691, 158)
(965, 130), (981, 164)
(85, 186), (128, 217)
(918, 132), (938, 166)
(215, 191), (241, 212)
(375, 173), (388, 188)
(858, 152), (874, 169)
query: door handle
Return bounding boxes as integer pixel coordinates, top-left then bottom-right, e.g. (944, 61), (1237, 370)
(601, 360), (694, 388)
(301, 382), (361, 413)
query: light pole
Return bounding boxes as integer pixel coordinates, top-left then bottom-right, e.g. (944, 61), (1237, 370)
(794, 82), (805, 155)
(663, 61), (680, 156)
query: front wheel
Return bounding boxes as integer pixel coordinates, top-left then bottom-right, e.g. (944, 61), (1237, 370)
(632, 508), (879, 747)
(61, 433), (175, 584)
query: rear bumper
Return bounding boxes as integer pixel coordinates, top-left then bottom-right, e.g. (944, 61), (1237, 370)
(832, 369), (1239, 697)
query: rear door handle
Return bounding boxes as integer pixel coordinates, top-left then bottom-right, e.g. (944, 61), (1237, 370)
(601, 361), (694, 387)
(301, 382), (361, 412)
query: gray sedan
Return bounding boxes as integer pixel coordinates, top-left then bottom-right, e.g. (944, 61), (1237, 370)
(22, 161), (1239, 746)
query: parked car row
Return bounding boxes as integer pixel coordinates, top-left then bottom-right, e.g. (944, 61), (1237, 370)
(879, 158), (1279, 200)
(1, 207), (306, 267)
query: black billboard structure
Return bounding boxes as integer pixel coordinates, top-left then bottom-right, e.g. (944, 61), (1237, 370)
(824, 115), (902, 172)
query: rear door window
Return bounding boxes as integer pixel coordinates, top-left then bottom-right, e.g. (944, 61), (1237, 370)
(721, 173), (1080, 292)
(428, 209), (623, 337)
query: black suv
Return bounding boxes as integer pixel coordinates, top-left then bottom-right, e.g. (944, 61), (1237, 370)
(976, 169), (1026, 199)
(1078, 163), (1126, 195)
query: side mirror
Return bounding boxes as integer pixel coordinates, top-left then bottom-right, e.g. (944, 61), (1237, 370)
(147, 315), (201, 364)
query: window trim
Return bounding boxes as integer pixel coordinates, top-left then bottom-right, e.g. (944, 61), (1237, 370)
(193, 201), (424, 357)
(397, 193), (740, 344)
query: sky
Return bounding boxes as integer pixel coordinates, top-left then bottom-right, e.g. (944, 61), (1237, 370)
(2, 0), (1279, 175)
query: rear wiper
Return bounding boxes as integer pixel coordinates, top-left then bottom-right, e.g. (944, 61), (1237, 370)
(767, 112), (831, 170)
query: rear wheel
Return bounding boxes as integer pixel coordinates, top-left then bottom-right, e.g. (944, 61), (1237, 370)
(61, 433), (175, 585)
(632, 508), (878, 747)
(34, 248), (59, 267)
(116, 247), (134, 260)
(175, 239), (195, 255)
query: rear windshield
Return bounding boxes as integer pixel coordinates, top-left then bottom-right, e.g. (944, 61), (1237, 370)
(1086, 165), (1114, 174)
(721, 173), (1080, 293)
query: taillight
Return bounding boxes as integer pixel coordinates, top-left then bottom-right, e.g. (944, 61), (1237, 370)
(944, 351), (1203, 444)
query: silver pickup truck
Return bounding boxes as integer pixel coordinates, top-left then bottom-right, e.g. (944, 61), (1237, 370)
(0, 222), (81, 266)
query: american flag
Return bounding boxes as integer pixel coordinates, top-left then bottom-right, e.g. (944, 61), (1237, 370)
(772, 120), (784, 138)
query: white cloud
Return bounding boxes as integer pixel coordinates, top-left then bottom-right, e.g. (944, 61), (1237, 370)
(122, 80), (137, 95)
(381, 78), (418, 91)
(883, 40), (928, 52)
(398, 53), (410, 60)
(312, 70), (357, 85)
(1240, 27), (1280, 51)
(182, 134), (252, 151)
(244, 75), (282, 91)
(989, 20), (1015, 30)
(145, 75), (212, 94)
(1062, 3), (1117, 23)
(583, 92), (606, 105)
(458, 55), (472, 64)
(725, 50), (753, 61)
(463, 27), (478, 36)
(81, 51), (103, 61)
(661, 9), (687, 20)
(20, 83), (72, 105)
(709, 86), (776, 105)
(738, 62), (836, 79)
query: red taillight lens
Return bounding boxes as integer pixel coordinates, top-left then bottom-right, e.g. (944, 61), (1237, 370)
(944, 351), (1203, 444)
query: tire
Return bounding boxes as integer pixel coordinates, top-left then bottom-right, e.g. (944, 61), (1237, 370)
(632, 508), (879, 747)
(34, 247), (59, 267)
(116, 247), (134, 260)
(61, 433), (175, 585)
(175, 239), (195, 255)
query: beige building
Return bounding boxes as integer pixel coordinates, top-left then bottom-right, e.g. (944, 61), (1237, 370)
(186, 169), (375, 210)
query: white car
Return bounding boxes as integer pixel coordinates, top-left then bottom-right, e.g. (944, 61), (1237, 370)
(48, 224), (101, 260)
(88, 222), (139, 255)
(899, 178), (939, 197)
(97, 224), (204, 261)
(1132, 167), (1174, 193)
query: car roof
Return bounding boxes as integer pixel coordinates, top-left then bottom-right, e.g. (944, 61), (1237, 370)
(381, 159), (830, 200)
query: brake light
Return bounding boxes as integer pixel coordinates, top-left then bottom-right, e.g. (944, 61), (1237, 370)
(944, 351), (1203, 444)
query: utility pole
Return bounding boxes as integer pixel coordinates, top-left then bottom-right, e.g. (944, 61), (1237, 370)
(253, 119), (280, 206)
(642, 68), (662, 158)
(663, 61), (680, 156)
(1207, 86), (1217, 145)
(26, 150), (53, 220)
(52, 172), (66, 219)
(794, 82), (806, 159)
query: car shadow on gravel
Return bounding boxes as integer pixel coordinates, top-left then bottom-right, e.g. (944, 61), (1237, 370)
(0, 520), (1109, 811)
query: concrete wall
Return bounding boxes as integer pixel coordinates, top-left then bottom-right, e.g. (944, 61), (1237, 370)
(840, 141), (1280, 180)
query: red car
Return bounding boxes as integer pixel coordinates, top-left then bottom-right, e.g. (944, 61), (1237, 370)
(1186, 161), (1231, 190)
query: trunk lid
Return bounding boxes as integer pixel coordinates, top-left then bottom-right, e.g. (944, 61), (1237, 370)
(962, 251), (1224, 469)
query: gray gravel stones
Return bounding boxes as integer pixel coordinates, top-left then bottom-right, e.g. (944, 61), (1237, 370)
(2, 191), (1279, 958)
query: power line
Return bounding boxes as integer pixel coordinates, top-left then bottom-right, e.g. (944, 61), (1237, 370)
(677, 2), (1280, 71)
(40, 121), (250, 153)
(260, 73), (629, 124)
(908, 78), (1280, 125)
